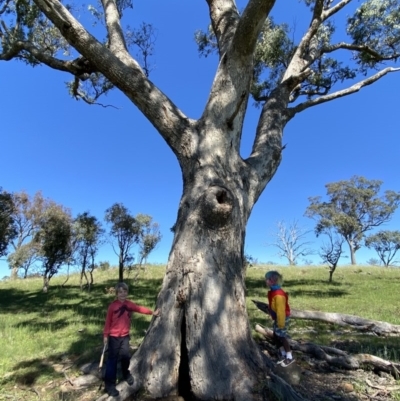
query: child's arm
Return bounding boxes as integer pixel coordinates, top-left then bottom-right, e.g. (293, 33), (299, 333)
(128, 301), (159, 316)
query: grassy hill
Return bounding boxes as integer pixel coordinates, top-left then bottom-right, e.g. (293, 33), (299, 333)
(0, 264), (399, 400)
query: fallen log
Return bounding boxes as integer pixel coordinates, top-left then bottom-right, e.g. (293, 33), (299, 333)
(252, 300), (400, 336)
(255, 324), (400, 378)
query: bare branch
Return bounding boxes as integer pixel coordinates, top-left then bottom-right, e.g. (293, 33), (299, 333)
(267, 220), (314, 265)
(322, 42), (400, 62)
(322, 0), (353, 21)
(0, 0), (12, 15)
(100, 0), (127, 55)
(0, 40), (94, 78)
(288, 67), (400, 116)
(69, 76), (119, 108)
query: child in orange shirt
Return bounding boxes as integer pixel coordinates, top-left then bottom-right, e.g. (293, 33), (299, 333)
(265, 270), (294, 367)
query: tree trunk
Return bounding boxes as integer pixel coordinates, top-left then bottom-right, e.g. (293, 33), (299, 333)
(119, 257), (124, 282)
(328, 265), (336, 282)
(11, 266), (18, 280)
(43, 275), (49, 293)
(347, 239), (357, 265)
(120, 177), (272, 400)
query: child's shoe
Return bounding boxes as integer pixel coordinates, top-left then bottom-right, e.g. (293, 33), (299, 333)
(276, 356), (286, 365)
(280, 358), (295, 367)
(106, 386), (120, 397)
(125, 374), (134, 385)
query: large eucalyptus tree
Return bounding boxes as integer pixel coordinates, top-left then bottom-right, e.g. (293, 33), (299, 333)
(1, 0), (399, 399)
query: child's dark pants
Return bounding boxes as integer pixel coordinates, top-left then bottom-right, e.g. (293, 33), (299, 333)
(104, 335), (130, 389)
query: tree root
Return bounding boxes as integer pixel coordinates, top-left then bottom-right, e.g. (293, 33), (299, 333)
(255, 323), (400, 379)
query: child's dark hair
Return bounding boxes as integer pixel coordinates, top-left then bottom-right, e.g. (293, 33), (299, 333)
(265, 271), (283, 285)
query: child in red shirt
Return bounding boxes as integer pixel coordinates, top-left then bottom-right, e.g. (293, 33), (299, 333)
(103, 282), (160, 397)
(265, 270), (294, 367)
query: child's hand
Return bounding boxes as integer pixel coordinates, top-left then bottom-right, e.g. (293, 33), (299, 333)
(103, 337), (108, 346)
(153, 308), (161, 317)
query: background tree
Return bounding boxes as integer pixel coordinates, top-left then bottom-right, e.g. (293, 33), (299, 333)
(366, 258), (381, 266)
(105, 203), (140, 282)
(319, 229), (345, 282)
(7, 242), (41, 278)
(7, 191), (56, 279)
(135, 213), (162, 267)
(365, 230), (400, 267)
(306, 176), (400, 265)
(1, 0), (400, 399)
(35, 205), (73, 292)
(0, 188), (16, 258)
(269, 220), (314, 265)
(74, 212), (104, 290)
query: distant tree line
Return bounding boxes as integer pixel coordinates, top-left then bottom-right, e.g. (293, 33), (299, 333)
(266, 176), (400, 280)
(0, 189), (161, 290)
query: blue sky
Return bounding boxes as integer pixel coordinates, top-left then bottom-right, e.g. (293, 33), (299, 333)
(1, 1), (400, 278)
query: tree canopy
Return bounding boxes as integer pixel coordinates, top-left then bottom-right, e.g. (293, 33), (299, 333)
(35, 204), (73, 291)
(7, 191), (57, 278)
(105, 203), (141, 281)
(74, 212), (104, 288)
(365, 230), (400, 266)
(306, 175), (400, 265)
(0, 188), (16, 258)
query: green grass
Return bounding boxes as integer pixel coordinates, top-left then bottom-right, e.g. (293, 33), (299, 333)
(247, 265), (400, 362)
(0, 264), (399, 400)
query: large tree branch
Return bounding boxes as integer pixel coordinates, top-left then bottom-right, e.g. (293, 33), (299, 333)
(32, 0), (192, 159)
(283, 0), (354, 85)
(288, 67), (400, 116)
(244, 86), (289, 203)
(202, 0), (276, 151)
(206, 0), (240, 57)
(0, 40), (94, 77)
(230, 0), (275, 58)
(281, 0), (325, 85)
(100, 0), (127, 55)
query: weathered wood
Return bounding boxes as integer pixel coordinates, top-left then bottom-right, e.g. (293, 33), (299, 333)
(252, 300), (400, 336)
(255, 324), (400, 378)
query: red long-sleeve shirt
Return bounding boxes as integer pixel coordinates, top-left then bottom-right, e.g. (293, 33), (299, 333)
(103, 299), (153, 338)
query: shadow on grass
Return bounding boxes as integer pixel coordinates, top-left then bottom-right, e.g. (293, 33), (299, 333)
(331, 335), (400, 361)
(4, 357), (64, 386)
(0, 276), (163, 388)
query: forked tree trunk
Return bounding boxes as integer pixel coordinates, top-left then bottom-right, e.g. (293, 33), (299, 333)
(120, 164), (274, 400)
